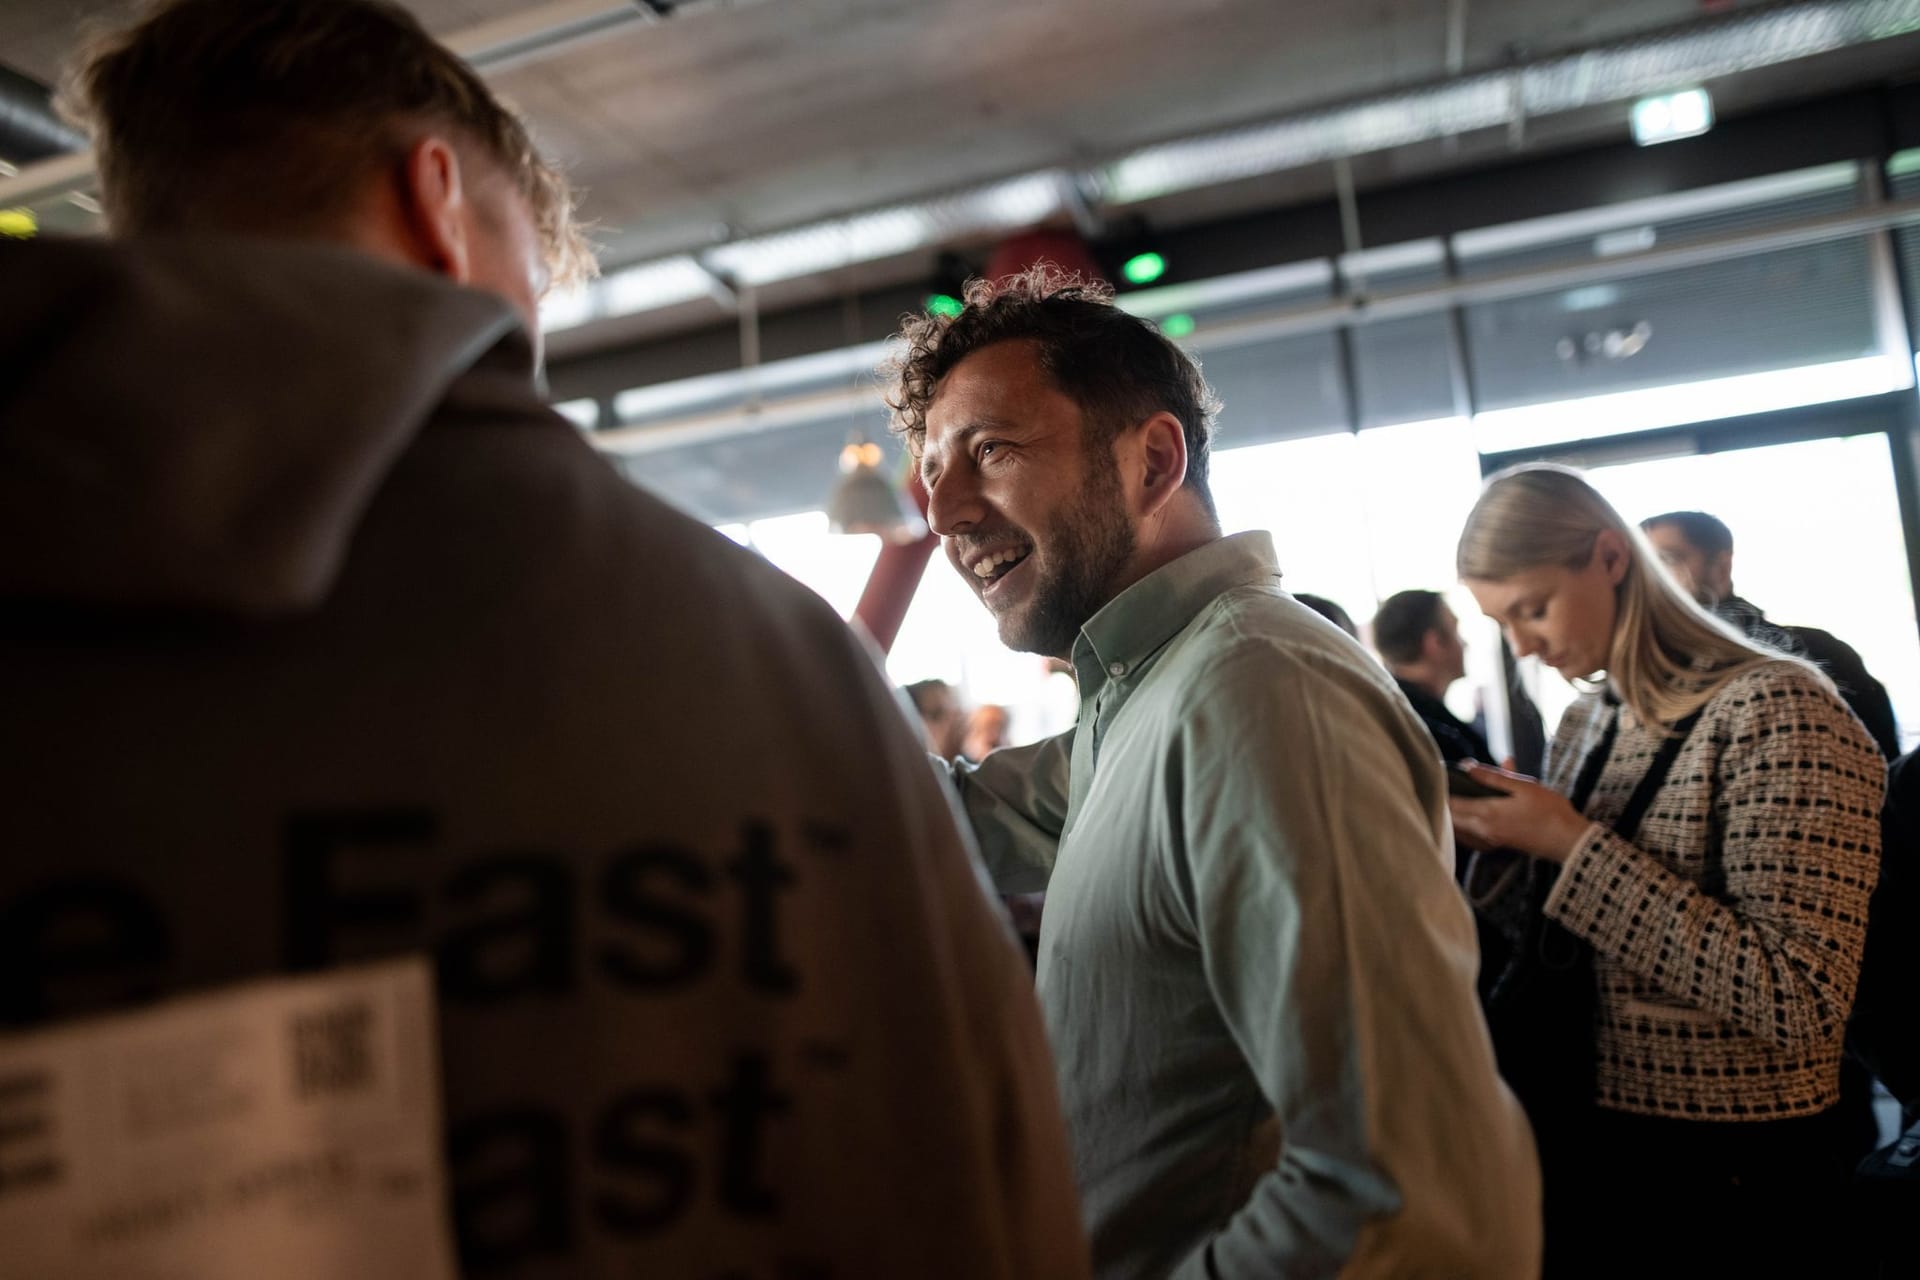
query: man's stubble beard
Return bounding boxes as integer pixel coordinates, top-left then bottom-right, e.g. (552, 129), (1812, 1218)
(996, 454), (1136, 660)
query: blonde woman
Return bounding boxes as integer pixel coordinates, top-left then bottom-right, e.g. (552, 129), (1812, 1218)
(1449, 464), (1882, 1278)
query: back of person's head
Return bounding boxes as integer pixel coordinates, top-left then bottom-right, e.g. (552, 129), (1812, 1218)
(1293, 593), (1359, 639)
(61, 0), (589, 283)
(1640, 510), (1733, 557)
(1371, 590), (1444, 665)
(885, 265), (1222, 520)
(1457, 464), (1783, 728)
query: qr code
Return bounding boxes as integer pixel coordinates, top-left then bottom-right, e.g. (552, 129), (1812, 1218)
(290, 1001), (375, 1100)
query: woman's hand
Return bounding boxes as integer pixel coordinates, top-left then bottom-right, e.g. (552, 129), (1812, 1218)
(1447, 762), (1593, 863)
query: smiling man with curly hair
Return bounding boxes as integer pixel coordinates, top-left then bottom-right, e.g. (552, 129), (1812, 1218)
(891, 267), (1541, 1279)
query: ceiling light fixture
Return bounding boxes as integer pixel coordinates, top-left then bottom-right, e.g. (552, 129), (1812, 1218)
(826, 441), (927, 543)
(1631, 88), (1715, 146)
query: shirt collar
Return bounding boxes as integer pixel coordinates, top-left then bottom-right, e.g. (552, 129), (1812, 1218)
(1074, 531), (1280, 681)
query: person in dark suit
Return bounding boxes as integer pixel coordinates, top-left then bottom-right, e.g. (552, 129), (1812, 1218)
(1372, 589), (1492, 889)
(1642, 510), (1901, 759)
(1372, 589), (1490, 770)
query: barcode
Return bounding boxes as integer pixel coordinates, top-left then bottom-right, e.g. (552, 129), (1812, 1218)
(290, 1001), (375, 1100)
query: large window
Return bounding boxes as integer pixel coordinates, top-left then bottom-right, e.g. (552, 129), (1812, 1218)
(1208, 418), (1501, 739)
(715, 512), (880, 620)
(715, 423), (1920, 762)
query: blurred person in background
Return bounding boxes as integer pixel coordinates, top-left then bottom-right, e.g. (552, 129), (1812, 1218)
(0, 2), (1086, 1276)
(1371, 589), (1490, 774)
(962, 702), (1011, 760)
(1373, 588), (1494, 893)
(890, 268), (1539, 1280)
(1642, 509), (1899, 759)
(1454, 466), (1883, 1279)
(905, 677), (968, 757)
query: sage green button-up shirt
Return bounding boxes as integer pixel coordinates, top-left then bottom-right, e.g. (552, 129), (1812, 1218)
(950, 532), (1539, 1280)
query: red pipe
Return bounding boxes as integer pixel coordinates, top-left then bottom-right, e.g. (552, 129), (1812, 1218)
(852, 471), (937, 654)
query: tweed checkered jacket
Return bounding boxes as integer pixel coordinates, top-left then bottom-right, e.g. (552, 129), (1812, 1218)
(1539, 660), (1884, 1120)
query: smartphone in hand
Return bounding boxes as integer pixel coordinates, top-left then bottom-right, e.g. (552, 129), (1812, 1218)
(1447, 764), (1511, 799)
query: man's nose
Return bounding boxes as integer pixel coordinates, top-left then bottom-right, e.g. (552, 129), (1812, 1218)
(926, 467), (985, 537)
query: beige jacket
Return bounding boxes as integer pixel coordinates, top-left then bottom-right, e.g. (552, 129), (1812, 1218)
(1542, 661), (1884, 1119)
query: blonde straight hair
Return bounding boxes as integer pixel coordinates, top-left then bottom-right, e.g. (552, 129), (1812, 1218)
(1457, 464), (1800, 730)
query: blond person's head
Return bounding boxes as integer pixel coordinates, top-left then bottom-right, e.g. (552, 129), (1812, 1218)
(62, 0), (593, 337)
(1457, 464), (1789, 728)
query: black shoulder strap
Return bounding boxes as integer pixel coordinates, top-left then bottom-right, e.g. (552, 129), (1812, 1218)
(1568, 701), (1706, 844)
(1567, 704), (1620, 815)
(1616, 706), (1706, 842)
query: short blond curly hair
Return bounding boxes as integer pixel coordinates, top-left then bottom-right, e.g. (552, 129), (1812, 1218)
(61, 0), (594, 286)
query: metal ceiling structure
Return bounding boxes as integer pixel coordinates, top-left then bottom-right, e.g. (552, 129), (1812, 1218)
(0, 63), (81, 166)
(6, 0), (1920, 353)
(9, 0), (1920, 636)
(536, 0), (1920, 339)
(582, 161), (1920, 455)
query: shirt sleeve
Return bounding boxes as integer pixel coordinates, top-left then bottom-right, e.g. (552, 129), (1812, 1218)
(1166, 646), (1540, 1280)
(1545, 668), (1884, 1052)
(939, 730), (1074, 894)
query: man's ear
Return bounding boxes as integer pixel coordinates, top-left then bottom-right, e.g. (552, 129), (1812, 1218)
(397, 136), (472, 284)
(1132, 411), (1190, 517)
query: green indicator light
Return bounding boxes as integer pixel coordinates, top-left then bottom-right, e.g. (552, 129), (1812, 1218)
(1161, 312), (1196, 339)
(1122, 252), (1167, 285)
(926, 293), (964, 319)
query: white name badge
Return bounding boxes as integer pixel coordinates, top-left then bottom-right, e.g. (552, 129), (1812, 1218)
(0, 959), (455, 1280)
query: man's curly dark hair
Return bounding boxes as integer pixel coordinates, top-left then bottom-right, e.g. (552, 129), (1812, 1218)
(882, 265), (1221, 519)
